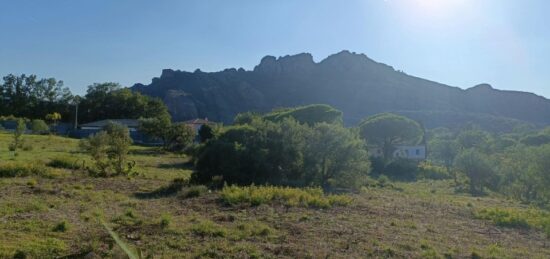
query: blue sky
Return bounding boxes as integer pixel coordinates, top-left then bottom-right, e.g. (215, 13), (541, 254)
(1, 0), (549, 97)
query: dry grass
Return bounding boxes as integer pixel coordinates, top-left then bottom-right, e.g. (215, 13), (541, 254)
(0, 132), (549, 258)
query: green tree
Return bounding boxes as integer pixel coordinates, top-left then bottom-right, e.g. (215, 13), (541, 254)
(263, 104), (343, 126)
(359, 113), (423, 160)
(80, 131), (111, 176)
(80, 83), (169, 123)
(31, 119), (49, 134)
(80, 122), (134, 177)
(138, 114), (172, 149)
(198, 124), (214, 143)
(454, 149), (494, 195)
(234, 112), (261, 125)
(305, 123), (371, 190)
(456, 129), (489, 150)
(45, 112), (62, 128)
(428, 138), (459, 183)
(168, 123), (196, 150)
(193, 115), (370, 191)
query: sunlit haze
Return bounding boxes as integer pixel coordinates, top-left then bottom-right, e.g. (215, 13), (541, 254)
(0, 0), (548, 97)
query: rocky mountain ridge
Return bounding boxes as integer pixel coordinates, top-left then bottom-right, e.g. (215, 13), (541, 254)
(132, 50), (550, 130)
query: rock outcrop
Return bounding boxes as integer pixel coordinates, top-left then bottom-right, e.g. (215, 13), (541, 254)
(131, 50), (550, 131)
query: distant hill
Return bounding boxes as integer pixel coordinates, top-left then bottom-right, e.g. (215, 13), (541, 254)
(131, 50), (550, 131)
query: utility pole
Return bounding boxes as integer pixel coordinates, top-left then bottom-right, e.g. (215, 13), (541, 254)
(73, 95), (81, 130)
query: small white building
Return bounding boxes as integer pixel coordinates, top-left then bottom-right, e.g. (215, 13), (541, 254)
(369, 145), (427, 160)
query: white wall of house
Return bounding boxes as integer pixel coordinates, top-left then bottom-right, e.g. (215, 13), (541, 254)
(393, 146), (426, 160)
(368, 145), (427, 160)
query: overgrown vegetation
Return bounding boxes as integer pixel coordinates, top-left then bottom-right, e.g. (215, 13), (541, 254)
(0, 162), (54, 178)
(220, 185), (353, 208)
(193, 108), (370, 191)
(0, 132), (549, 258)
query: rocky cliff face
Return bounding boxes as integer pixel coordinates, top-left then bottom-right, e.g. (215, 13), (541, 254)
(131, 50), (550, 130)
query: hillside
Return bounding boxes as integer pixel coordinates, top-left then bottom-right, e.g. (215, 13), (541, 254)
(1, 133), (549, 258)
(132, 51), (550, 130)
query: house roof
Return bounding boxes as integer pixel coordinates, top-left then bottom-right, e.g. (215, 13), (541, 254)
(80, 119), (140, 128)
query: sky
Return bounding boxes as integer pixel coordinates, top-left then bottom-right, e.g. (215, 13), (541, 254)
(0, 0), (549, 97)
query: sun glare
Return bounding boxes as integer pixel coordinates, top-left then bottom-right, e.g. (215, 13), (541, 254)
(387, 0), (472, 28)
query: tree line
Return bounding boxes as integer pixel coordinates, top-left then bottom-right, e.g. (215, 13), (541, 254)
(1, 74), (169, 124)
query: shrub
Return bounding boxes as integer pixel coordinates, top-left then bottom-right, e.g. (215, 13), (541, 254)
(475, 208), (547, 230)
(417, 162), (452, 180)
(31, 119), (50, 134)
(194, 117), (370, 191)
(159, 213), (172, 229)
(26, 178), (38, 187)
(191, 219), (227, 237)
(80, 122), (135, 177)
(11, 118), (26, 152)
(383, 159), (419, 181)
(168, 122), (196, 151)
(22, 143), (33, 151)
(52, 221), (69, 232)
(0, 162), (54, 178)
(182, 185), (208, 199)
(220, 185), (352, 208)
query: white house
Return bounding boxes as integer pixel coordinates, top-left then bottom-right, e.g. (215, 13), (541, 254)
(369, 145), (427, 160)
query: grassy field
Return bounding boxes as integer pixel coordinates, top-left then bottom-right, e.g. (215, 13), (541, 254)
(1, 132), (549, 258)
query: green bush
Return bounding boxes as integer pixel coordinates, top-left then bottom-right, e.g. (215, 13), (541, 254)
(0, 162), (54, 178)
(220, 185), (352, 208)
(52, 221), (70, 232)
(475, 208), (550, 231)
(182, 185), (208, 199)
(191, 219), (227, 237)
(417, 162), (452, 180)
(159, 213), (172, 229)
(383, 159), (419, 181)
(194, 116), (370, 191)
(31, 119), (50, 134)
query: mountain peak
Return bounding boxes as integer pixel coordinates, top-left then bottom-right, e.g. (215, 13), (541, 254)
(467, 84), (494, 92)
(254, 53), (315, 74)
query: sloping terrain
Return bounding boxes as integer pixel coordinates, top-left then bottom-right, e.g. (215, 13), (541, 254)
(1, 134), (549, 258)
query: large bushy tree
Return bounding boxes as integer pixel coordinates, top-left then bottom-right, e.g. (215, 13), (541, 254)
(79, 83), (169, 123)
(263, 104), (343, 126)
(138, 114), (196, 151)
(193, 115), (370, 191)
(359, 113), (423, 160)
(454, 149), (494, 195)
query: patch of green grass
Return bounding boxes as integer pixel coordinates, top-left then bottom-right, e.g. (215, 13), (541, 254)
(0, 199), (48, 217)
(0, 162), (56, 178)
(476, 208), (531, 229)
(46, 156), (83, 170)
(220, 185), (352, 208)
(476, 207), (550, 240)
(230, 220), (276, 240)
(191, 219), (227, 237)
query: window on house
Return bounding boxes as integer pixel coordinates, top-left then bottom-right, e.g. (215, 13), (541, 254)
(416, 149), (420, 155)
